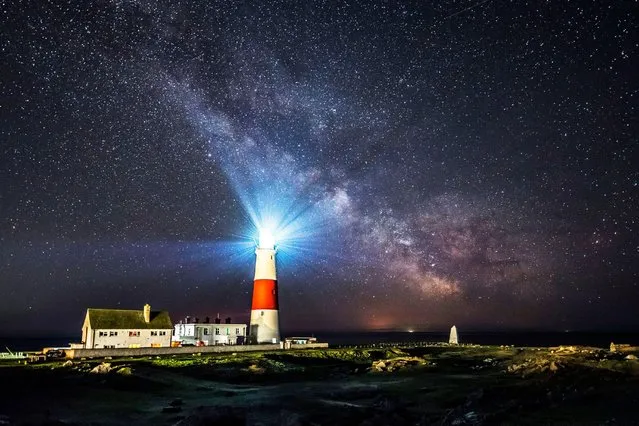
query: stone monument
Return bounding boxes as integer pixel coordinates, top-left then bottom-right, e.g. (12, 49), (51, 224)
(449, 325), (458, 345)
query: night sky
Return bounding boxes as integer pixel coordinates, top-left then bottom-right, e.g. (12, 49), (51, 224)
(1, 1), (637, 336)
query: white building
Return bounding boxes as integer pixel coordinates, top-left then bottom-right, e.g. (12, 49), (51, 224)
(81, 304), (173, 349)
(172, 317), (247, 346)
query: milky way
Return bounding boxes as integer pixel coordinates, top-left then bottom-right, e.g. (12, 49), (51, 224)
(1, 1), (636, 334)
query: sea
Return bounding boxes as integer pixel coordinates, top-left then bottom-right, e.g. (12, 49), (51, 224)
(1, 331), (638, 352)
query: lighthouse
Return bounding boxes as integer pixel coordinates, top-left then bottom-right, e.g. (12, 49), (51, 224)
(249, 227), (280, 344)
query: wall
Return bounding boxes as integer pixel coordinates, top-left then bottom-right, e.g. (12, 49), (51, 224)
(292, 343), (328, 349)
(64, 342), (328, 359)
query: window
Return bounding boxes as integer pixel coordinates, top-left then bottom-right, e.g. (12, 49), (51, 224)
(151, 331), (158, 336)
(103, 345), (115, 349)
(203, 328), (209, 335)
(235, 328), (240, 335)
(129, 331), (140, 337)
(109, 331), (118, 337)
(98, 331), (107, 337)
(215, 328), (220, 335)
(159, 331), (167, 336)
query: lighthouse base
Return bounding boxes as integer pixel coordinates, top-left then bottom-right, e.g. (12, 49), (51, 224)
(249, 309), (280, 344)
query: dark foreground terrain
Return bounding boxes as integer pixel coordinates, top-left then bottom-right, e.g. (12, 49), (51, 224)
(1, 344), (638, 425)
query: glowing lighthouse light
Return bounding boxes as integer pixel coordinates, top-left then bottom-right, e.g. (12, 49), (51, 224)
(249, 225), (280, 344)
(258, 227), (276, 249)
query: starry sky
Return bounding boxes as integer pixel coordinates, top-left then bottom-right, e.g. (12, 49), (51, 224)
(1, 1), (637, 336)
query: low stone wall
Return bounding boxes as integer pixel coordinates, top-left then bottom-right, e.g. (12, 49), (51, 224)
(64, 342), (328, 359)
(294, 343), (329, 349)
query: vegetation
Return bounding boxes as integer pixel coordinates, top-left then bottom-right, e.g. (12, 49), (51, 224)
(0, 344), (638, 425)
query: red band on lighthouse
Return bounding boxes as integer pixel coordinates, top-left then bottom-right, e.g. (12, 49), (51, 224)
(251, 279), (278, 310)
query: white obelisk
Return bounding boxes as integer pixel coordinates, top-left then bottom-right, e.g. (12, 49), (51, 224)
(449, 325), (459, 345)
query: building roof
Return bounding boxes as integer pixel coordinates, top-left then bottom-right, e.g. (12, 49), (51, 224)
(87, 308), (172, 330)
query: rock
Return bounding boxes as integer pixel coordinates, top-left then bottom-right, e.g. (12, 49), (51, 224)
(162, 406), (181, 413)
(625, 354), (637, 360)
(464, 411), (479, 421)
(62, 360), (74, 367)
(609, 342), (634, 353)
(555, 346), (577, 354)
(451, 410), (479, 425)
(508, 357), (560, 376)
(373, 361), (386, 371)
(507, 364), (521, 372)
(370, 357), (426, 373)
(246, 364), (265, 374)
(90, 362), (112, 374)
(116, 367), (132, 375)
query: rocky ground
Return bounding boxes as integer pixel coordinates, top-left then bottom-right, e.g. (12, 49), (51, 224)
(1, 344), (639, 425)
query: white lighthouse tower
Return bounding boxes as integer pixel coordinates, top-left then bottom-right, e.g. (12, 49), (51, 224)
(249, 227), (280, 344)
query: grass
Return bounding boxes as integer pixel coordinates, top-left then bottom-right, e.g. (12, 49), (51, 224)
(2, 344), (639, 425)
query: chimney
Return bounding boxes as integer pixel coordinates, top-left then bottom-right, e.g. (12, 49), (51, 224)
(214, 313), (221, 324)
(205, 316), (210, 324)
(225, 317), (231, 324)
(186, 316), (190, 324)
(143, 304), (151, 323)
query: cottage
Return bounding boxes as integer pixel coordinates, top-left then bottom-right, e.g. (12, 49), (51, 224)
(284, 336), (318, 345)
(81, 304), (173, 349)
(172, 316), (247, 346)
